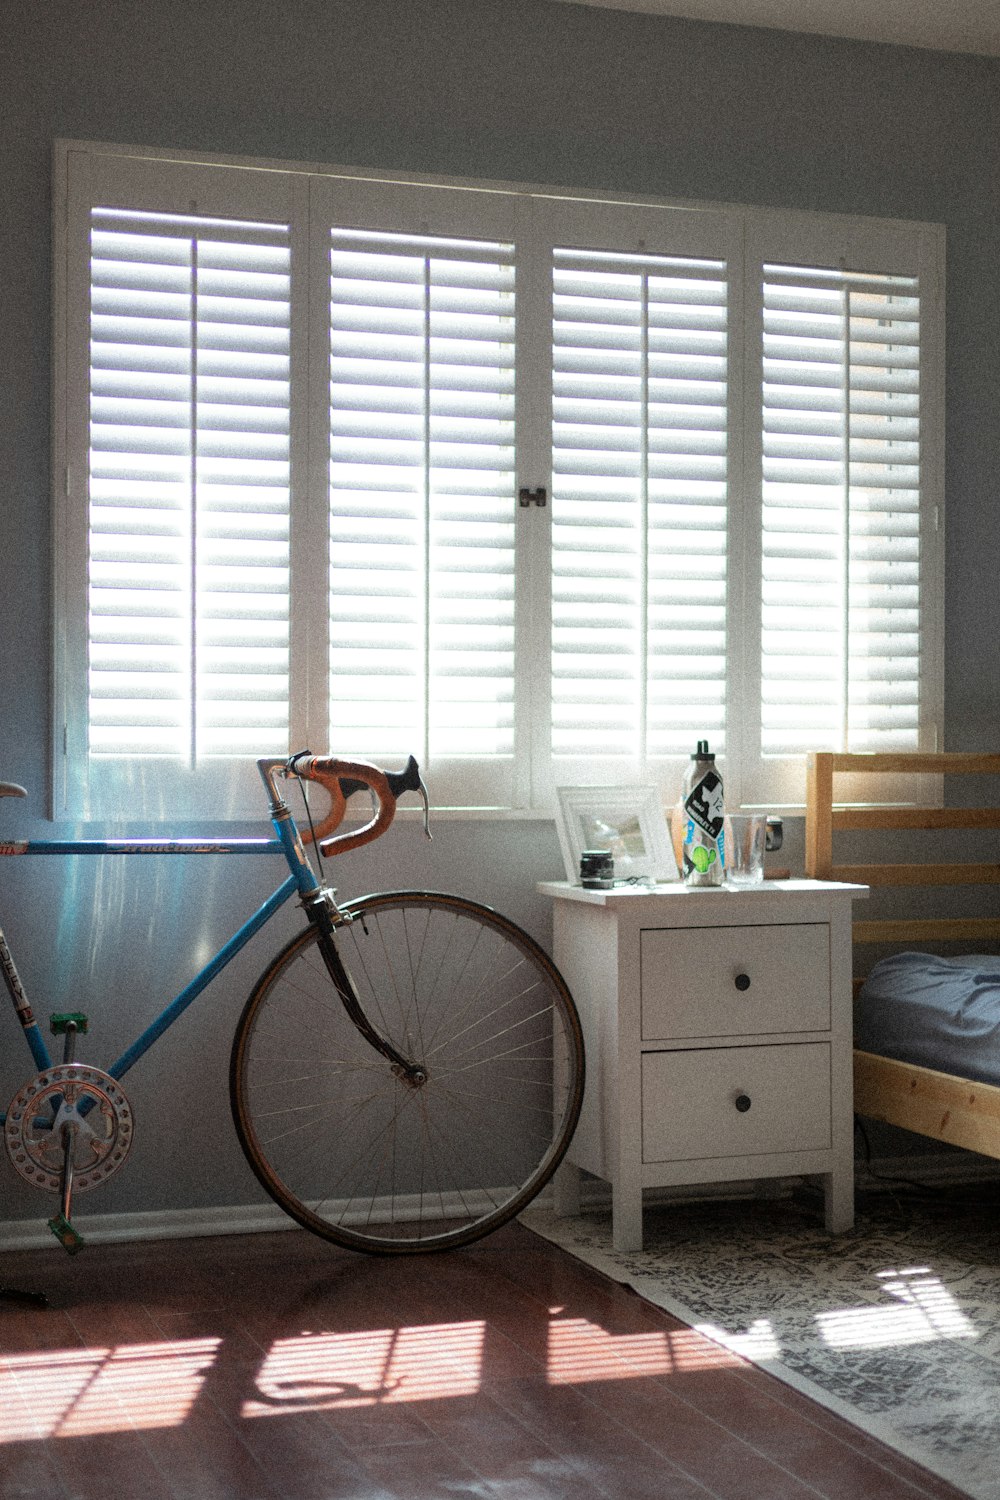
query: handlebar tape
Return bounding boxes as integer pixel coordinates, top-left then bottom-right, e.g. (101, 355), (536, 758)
(293, 753), (425, 854)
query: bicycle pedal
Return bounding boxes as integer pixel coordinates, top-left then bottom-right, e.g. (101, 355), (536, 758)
(50, 1012), (89, 1036)
(47, 1214), (85, 1255)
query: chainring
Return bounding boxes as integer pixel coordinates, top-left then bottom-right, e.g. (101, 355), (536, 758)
(4, 1064), (134, 1193)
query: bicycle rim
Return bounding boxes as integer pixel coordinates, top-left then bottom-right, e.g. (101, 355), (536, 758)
(230, 891), (584, 1254)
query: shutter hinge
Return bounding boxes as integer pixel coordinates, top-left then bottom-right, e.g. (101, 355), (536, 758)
(518, 486), (547, 508)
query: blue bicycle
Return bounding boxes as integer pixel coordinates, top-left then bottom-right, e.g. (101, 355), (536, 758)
(0, 755), (584, 1255)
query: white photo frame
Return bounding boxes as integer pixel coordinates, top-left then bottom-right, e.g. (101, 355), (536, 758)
(555, 785), (678, 885)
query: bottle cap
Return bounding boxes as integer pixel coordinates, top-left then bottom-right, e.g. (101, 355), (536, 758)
(692, 740), (714, 760)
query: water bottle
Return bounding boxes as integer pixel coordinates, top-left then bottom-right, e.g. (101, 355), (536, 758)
(681, 740), (725, 887)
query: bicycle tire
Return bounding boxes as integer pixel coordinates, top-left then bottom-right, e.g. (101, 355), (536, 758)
(230, 890), (584, 1254)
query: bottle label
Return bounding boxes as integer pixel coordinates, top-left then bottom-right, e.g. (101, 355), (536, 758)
(684, 769), (724, 838)
(683, 769), (725, 881)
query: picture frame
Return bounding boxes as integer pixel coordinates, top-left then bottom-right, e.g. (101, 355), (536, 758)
(555, 785), (678, 886)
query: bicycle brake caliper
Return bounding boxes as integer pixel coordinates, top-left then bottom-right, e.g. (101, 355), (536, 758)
(304, 886), (351, 926)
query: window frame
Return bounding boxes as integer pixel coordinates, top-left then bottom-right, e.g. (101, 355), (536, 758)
(51, 139), (945, 823)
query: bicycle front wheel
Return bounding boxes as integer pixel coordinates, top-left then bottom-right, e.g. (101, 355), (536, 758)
(230, 891), (584, 1254)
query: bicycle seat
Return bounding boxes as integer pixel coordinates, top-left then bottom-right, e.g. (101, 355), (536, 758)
(0, 784), (27, 798)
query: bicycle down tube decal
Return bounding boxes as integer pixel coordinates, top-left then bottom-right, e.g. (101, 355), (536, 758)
(0, 928), (34, 1025)
(0, 842), (28, 855)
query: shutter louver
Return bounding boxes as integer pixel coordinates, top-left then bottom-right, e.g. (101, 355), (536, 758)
(761, 265), (921, 754)
(88, 209), (291, 760)
(551, 250), (728, 762)
(328, 230), (516, 763)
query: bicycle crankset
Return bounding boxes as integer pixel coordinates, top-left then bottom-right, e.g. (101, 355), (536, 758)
(4, 1064), (134, 1193)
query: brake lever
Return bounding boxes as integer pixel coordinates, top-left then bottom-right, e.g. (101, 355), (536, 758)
(417, 775), (432, 840)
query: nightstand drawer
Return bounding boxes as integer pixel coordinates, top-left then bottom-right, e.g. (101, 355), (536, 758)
(641, 1042), (831, 1162)
(640, 923), (830, 1039)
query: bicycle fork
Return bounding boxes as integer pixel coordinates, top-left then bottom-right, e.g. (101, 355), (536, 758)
(307, 902), (427, 1088)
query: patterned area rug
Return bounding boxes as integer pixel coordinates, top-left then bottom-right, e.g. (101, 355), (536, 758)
(524, 1183), (1000, 1500)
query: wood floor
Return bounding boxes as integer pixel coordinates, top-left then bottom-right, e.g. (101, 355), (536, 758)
(0, 1221), (968, 1500)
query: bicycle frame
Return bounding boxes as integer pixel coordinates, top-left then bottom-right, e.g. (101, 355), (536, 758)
(0, 758), (326, 1122)
(1, 756), (584, 1261)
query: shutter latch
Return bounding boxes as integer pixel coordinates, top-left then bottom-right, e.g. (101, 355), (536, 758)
(518, 486), (547, 508)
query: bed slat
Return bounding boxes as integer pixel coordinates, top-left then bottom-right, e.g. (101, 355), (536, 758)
(830, 862), (1000, 886)
(834, 807), (1000, 831)
(855, 1050), (1000, 1156)
(825, 752), (1000, 775)
(854, 916), (1000, 944)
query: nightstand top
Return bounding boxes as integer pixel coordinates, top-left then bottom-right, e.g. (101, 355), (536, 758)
(537, 878), (869, 908)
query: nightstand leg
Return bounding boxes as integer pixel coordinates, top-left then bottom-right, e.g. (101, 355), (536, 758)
(612, 1186), (643, 1252)
(552, 1160), (581, 1218)
(822, 1169), (854, 1232)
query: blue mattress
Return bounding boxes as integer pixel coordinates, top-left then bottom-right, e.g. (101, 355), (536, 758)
(856, 952), (1000, 1087)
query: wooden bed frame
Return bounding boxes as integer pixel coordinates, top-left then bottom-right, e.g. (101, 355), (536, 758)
(804, 751), (1000, 1160)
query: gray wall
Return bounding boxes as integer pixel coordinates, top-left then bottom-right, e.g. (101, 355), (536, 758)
(1, 0), (997, 1223)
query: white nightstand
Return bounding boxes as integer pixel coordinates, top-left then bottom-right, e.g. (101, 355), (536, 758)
(538, 879), (868, 1251)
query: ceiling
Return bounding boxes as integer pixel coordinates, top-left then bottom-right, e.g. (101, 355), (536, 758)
(550, 0), (1000, 57)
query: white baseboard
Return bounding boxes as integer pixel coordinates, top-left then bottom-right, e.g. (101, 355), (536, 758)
(0, 1201), (297, 1253)
(3, 1152), (999, 1254)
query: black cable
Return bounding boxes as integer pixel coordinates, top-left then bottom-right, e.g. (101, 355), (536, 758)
(853, 1114), (941, 1196)
(849, 1115), (1000, 1217)
(297, 774), (327, 885)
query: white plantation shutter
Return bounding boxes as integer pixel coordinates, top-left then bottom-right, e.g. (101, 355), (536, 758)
(551, 248), (728, 765)
(327, 229), (516, 768)
(760, 263), (922, 755)
(87, 208), (292, 761)
(55, 142), (944, 818)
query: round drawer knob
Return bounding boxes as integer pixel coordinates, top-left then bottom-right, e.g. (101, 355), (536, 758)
(734, 972), (751, 992)
(734, 1094), (752, 1113)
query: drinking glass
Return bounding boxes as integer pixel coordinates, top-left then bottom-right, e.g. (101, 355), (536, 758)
(725, 813), (767, 886)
